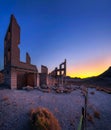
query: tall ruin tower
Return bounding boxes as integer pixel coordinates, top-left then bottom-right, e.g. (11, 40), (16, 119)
(4, 15), (20, 68)
(4, 15), (39, 89)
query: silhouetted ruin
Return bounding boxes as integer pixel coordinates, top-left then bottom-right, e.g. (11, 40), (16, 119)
(39, 65), (48, 86)
(0, 15), (67, 89)
(49, 59), (67, 86)
(1, 15), (39, 89)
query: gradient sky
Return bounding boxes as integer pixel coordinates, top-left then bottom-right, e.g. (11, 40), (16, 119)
(0, 0), (111, 78)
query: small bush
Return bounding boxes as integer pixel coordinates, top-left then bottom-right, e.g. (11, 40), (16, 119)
(30, 107), (61, 130)
(94, 111), (100, 119)
(87, 113), (94, 123)
(2, 96), (9, 101)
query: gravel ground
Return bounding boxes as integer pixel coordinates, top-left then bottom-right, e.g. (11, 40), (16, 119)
(0, 87), (111, 130)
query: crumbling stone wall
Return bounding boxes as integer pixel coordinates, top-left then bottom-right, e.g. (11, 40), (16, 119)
(4, 15), (39, 89)
(2, 15), (67, 89)
(39, 65), (48, 86)
(49, 59), (67, 86)
(26, 52), (31, 64)
(0, 71), (4, 84)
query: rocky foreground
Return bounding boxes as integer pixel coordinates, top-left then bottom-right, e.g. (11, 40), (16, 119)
(0, 87), (111, 130)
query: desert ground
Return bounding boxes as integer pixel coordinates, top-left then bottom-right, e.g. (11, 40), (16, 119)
(0, 86), (111, 130)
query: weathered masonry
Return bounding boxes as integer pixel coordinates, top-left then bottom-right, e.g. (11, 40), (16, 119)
(50, 59), (66, 77)
(39, 65), (48, 86)
(0, 15), (67, 89)
(49, 59), (67, 85)
(39, 59), (67, 87)
(3, 15), (39, 89)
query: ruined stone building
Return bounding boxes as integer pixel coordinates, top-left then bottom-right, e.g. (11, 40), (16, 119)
(3, 15), (39, 89)
(39, 59), (67, 87)
(50, 59), (66, 77)
(49, 59), (67, 86)
(0, 15), (67, 89)
(39, 65), (48, 86)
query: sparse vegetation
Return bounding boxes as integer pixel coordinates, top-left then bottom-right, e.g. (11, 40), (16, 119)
(87, 113), (94, 123)
(30, 107), (61, 130)
(2, 96), (9, 101)
(0, 87), (111, 130)
(94, 110), (100, 119)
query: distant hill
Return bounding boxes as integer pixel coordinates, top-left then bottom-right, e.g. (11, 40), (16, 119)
(68, 67), (111, 87)
(84, 66), (111, 87)
(98, 66), (111, 78)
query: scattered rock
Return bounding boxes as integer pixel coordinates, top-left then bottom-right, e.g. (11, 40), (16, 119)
(22, 86), (34, 91)
(55, 86), (73, 94)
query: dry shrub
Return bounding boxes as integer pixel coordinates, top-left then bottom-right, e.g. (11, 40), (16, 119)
(94, 111), (100, 119)
(2, 96), (9, 101)
(87, 114), (94, 123)
(30, 107), (61, 130)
